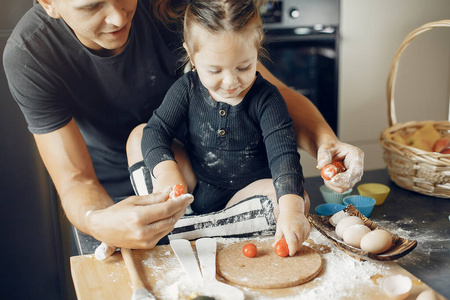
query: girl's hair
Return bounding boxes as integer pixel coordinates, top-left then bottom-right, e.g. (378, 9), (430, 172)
(182, 0), (268, 65)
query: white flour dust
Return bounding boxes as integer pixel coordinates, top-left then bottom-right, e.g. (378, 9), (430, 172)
(138, 229), (394, 300)
(371, 217), (449, 265)
(240, 230), (393, 300)
(141, 250), (186, 299)
(108, 261), (126, 283)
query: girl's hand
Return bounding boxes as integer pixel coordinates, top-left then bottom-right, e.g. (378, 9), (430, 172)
(317, 142), (364, 193)
(273, 195), (311, 256)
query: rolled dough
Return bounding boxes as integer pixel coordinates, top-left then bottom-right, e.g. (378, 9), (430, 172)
(216, 240), (322, 289)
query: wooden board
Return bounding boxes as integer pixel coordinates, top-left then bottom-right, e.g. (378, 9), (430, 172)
(71, 237), (446, 300)
(217, 240), (322, 289)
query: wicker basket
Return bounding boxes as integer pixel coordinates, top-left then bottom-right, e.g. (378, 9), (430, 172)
(379, 20), (450, 198)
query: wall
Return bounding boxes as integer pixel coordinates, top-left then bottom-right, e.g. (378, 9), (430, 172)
(301, 0), (450, 178)
(0, 1), (76, 299)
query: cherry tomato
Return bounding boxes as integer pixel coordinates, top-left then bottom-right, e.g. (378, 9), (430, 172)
(321, 164), (338, 180)
(169, 184), (184, 199)
(332, 161), (346, 173)
(274, 238), (289, 257)
(242, 243), (257, 258)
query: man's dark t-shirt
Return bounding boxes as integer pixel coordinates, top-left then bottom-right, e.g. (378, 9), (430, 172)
(3, 1), (184, 198)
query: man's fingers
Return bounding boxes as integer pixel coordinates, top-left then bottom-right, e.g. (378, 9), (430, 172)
(316, 146), (333, 169)
(137, 194), (193, 223)
(132, 189), (171, 205)
(136, 206), (188, 248)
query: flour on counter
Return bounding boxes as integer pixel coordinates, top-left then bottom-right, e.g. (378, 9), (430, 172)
(141, 250), (186, 299)
(241, 229), (394, 300)
(140, 229), (395, 300)
(371, 217), (450, 265)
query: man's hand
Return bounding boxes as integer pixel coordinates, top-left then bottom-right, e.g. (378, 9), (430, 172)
(86, 189), (193, 249)
(317, 142), (364, 193)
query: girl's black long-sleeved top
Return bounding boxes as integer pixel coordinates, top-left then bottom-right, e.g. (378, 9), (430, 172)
(142, 71), (304, 201)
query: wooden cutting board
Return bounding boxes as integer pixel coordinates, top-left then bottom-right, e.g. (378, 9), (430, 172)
(71, 240), (445, 300)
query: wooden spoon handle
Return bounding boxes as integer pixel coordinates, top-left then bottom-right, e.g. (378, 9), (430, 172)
(121, 248), (146, 290)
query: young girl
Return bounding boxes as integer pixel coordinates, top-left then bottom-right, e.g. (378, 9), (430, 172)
(141, 0), (310, 255)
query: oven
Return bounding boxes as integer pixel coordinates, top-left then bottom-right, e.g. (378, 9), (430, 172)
(260, 0), (340, 134)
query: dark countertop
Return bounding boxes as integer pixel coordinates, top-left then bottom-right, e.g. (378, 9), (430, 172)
(75, 168), (450, 298)
(305, 168), (450, 299)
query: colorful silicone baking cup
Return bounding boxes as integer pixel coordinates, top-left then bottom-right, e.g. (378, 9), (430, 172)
(315, 203), (346, 216)
(343, 195), (376, 217)
(357, 183), (390, 206)
(319, 185), (353, 204)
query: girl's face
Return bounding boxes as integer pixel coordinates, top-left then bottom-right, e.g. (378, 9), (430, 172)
(188, 25), (259, 105)
(44, 0), (137, 55)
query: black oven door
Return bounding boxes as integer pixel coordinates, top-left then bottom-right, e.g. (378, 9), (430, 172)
(262, 32), (339, 134)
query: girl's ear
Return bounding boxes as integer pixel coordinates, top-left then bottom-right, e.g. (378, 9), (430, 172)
(37, 0), (61, 18)
(183, 42), (195, 67)
(183, 42), (191, 57)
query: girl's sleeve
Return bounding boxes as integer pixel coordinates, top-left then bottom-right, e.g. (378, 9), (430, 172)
(141, 76), (190, 174)
(257, 86), (305, 200)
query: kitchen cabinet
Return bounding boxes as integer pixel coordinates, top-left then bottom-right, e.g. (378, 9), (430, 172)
(0, 1), (76, 299)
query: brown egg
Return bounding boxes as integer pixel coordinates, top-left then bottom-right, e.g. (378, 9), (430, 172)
(360, 229), (392, 254)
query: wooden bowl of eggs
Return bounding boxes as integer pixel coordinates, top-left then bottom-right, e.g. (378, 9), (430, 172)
(308, 204), (417, 261)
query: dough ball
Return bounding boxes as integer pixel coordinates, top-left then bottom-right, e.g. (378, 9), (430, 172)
(360, 229), (392, 254)
(343, 224), (371, 248)
(335, 216), (364, 238)
(329, 210), (349, 227)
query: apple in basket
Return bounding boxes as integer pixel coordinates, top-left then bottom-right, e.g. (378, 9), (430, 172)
(440, 148), (450, 154)
(432, 138), (450, 153)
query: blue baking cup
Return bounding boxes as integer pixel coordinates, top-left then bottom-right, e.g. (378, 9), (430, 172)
(343, 195), (376, 217)
(319, 184), (353, 204)
(315, 203), (346, 216)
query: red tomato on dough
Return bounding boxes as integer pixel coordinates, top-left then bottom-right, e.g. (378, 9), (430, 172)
(321, 164), (338, 180)
(275, 238), (289, 257)
(169, 184), (184, 199)
(332, 161), (346, 173)
(242, 243), (257, 258)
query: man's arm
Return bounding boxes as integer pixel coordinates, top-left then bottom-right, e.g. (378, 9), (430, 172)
(257, 63), (364, 192)
(34, 118), (112, 234)
(256, 63), (337, 157)
(34, 118), (193, 249)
